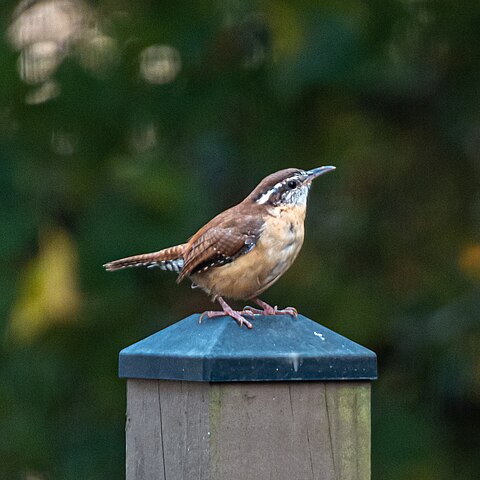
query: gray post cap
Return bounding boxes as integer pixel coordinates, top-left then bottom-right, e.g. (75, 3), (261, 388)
(119, 314), (377, 382)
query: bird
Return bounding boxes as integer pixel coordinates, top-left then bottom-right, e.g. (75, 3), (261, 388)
(103, 166), (335, 329)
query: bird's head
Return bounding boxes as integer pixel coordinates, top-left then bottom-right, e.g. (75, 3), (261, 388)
(248, 166), (336, 208)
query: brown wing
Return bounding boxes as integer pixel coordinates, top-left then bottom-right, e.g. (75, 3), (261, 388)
(177, 213), (264, 282)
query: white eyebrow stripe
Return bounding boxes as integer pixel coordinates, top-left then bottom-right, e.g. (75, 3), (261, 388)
(256, 175), (303, 205)
(256, 179), (290, 204)
(256, 186), (278, 204)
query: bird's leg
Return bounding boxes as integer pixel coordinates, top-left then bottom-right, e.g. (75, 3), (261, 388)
(244, 298), (298, 318)
(199, 296), (254, 329)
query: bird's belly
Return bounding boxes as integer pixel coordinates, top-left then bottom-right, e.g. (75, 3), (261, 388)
(192, 209), (305, 300)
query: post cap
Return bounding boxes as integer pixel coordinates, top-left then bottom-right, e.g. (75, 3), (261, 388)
(119, 314), (377, 382)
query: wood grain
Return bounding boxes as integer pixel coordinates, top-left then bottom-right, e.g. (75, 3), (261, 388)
(126, 380), (371, 480)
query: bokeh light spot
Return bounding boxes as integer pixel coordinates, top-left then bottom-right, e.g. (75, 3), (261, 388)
(17, 40), (61, 84)
(139, 44), (182, 85)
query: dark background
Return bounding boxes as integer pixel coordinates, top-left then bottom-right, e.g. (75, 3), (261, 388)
(1, 1), (479, 479)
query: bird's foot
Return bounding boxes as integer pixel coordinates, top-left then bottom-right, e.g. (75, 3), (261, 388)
(198, 310), (253, 329)
(199, 297), (254, 329)
(244, 298), (298, 319)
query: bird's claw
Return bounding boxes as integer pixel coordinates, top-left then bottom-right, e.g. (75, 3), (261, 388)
(280, 306), (298, 318)
(244, 300), (298, 319)
(243, 306), (262, 316)
(199, 309), (253, 329)
(199, 297), (297, 329)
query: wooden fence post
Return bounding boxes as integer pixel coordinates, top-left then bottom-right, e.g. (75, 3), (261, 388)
(119, 314), (377, 480)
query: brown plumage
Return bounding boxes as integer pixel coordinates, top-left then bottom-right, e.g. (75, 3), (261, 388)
(104, 166), (335, 328)
(104, 244), (186, 272)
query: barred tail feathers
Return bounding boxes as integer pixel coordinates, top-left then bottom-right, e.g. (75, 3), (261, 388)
(103, 244), (186, 273)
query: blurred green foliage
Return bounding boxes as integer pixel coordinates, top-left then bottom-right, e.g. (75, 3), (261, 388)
(1, 0), (479, 478)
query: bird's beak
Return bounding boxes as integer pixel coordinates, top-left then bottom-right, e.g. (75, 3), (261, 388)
(305, 166), (336, 183)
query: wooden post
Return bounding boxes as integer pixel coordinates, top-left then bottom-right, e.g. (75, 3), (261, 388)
(119, 314), (377, 480)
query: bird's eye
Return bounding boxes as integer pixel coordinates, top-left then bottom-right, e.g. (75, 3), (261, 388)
(287, 180), (298, 189)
